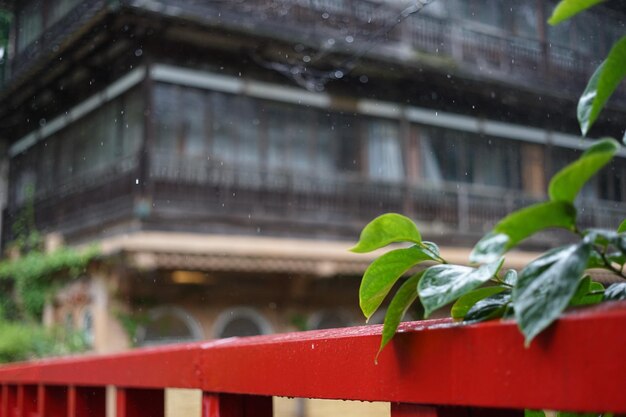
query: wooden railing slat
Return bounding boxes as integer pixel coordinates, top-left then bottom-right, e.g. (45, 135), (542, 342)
(201, 393), (272, 417)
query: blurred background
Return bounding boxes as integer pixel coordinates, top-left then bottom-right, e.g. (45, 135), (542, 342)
(0, 0), (624, 415)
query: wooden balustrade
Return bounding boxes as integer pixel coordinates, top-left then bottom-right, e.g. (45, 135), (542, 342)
(1, 302), (626, 416)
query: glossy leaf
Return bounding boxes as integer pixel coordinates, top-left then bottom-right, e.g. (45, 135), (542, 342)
(525, 410), (546, 417)
(578, 37), (626, 135)
(360, 246), (437, 320)
(604, 282), (626, 301)
(464, 292), (510, 322)
(513, 243), (591, 345)
(569, 276), (603, 306)
(351, 213), (421, 253)
(378, 272), (423, 357)
(419, 258), (503, 318)
(451, 286), (506, 319)
(470, 201), (577, 263)
(549, 138), (620, 203)
(619, 219), (626, 233)
(503, 269), (518, 285)
(548, 0), (604, 25)
(557, 413), (601, 417)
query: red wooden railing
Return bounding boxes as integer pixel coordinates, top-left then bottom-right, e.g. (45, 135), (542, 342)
(2, 302), (626, 416)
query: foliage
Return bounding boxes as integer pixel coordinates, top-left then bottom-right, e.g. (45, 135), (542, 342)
(549, 1), (626, 137)
(355, 0), (626, 365)
(0, 316), (88, 364)
(0, 245), (100, 319)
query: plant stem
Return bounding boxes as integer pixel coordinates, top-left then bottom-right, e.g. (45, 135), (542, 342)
(597, 248), (626, 280)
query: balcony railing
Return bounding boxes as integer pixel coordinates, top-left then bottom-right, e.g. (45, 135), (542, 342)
(5, 0), (618, 103)
(149, 154), (626, 242)
(1, 302), (626, 416)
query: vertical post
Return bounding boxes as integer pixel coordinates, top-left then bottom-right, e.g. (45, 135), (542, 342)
(17, 385), (37, 417)
(3, 385), (17, 417)
(202, 393), (272, 417)
(68, 386), (106, 417)
(116, 388), (164, 417)
(38, 385), (68, 417)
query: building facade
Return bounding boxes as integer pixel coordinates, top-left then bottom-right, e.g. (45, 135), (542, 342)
(0, 0), (624, 356)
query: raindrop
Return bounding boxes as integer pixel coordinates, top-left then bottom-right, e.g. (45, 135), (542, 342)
(334, 70), (344, 79)
(134, 48), (143, 57)
(135, 179), (139, 185)
(345, 35), (354, 43)
(322, 12), (329, 19)
(359, 75), (368, 83)
(39, 118), (46, 127)
(302, 55), (311, 63)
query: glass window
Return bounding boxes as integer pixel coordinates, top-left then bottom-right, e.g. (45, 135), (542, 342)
(137, 306), (203, 346)
(213, 307), (272, 338)
(48, 0), (81, 27)
(210, 92), (238, 165)
(17, 1), (42, 51)
(367, 119), (403, 181)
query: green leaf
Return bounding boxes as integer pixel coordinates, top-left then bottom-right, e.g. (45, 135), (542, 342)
(525, 410), (546, 417)
(464, 292), (511, 323)
(569, 276), (603, 306)
(549, 138), (620, 203)
(513, 243), (592, 345)
(451, 286), (506, 319)
(618, 219), (626, 233)
(503, 269), (518, 285)
(419, 258), (504, 318)
(378, 272), (423, 357)
(604, 282), (626, 301)
(359, 246), (437, 320)
(470, 201), (577, 263)
(351, 213), (421, 253)
(557, 413), (600, 417)
(547, 0), (604, 25)
(578, 37), (626, 135)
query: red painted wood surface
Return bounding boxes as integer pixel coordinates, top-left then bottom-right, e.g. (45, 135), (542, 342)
(68, 386), (105, 417)
(1, 302), (626, 413)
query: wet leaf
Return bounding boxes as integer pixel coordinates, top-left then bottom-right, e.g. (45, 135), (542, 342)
(578, 37), (626, 135)
(618, 219), (626, 233)
(419, 258), (503, 318)
(464, 292), (511, 323)
(549, 138), (620, 203)
(569, 276), (603, 306)
(351, 213), (421, 253)
(604, 282), (626, 301)
(470, 201), (577, 263)
(557, 413), (602, 417)
(451, 286), (506, 319)
(548, 0), (604, 25)
(378, 272), (422, 357)
(360, 246), (436, 320)
(513, 243), (591, 345)
(503, 269), (518, 285)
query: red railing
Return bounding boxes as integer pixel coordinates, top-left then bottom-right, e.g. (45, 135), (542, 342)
(2, 302), (626, 416)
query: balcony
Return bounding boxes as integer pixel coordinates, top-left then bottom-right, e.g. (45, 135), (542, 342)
(4, 0), (622, 106)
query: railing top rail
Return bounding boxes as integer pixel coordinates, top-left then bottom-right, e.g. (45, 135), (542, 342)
(1, 302), (626, 412)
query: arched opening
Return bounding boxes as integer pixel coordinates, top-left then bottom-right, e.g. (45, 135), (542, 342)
(213, 307), (272, 339)
(136, 306), (203, 346)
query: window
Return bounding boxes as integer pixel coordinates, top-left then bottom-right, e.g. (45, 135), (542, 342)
(421, 127), (521, 189)
(16, 1), (42, 52)
(308, 309), (353, 330)
(213, 307), (272, 338)
(367, 119), (403, 181)
(136, 306), (204, 346)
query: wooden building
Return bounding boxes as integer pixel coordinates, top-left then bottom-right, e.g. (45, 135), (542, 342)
(0, 0), (624, 356)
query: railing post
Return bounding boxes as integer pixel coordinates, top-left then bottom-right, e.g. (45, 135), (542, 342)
(68, 386), (106, 417)
(38, 385), (68, 417)
(116, 388), (164, 417)
(202, 393), (272, 417)
(16, 385), (37, 417)
(2, 386), (16, 417)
